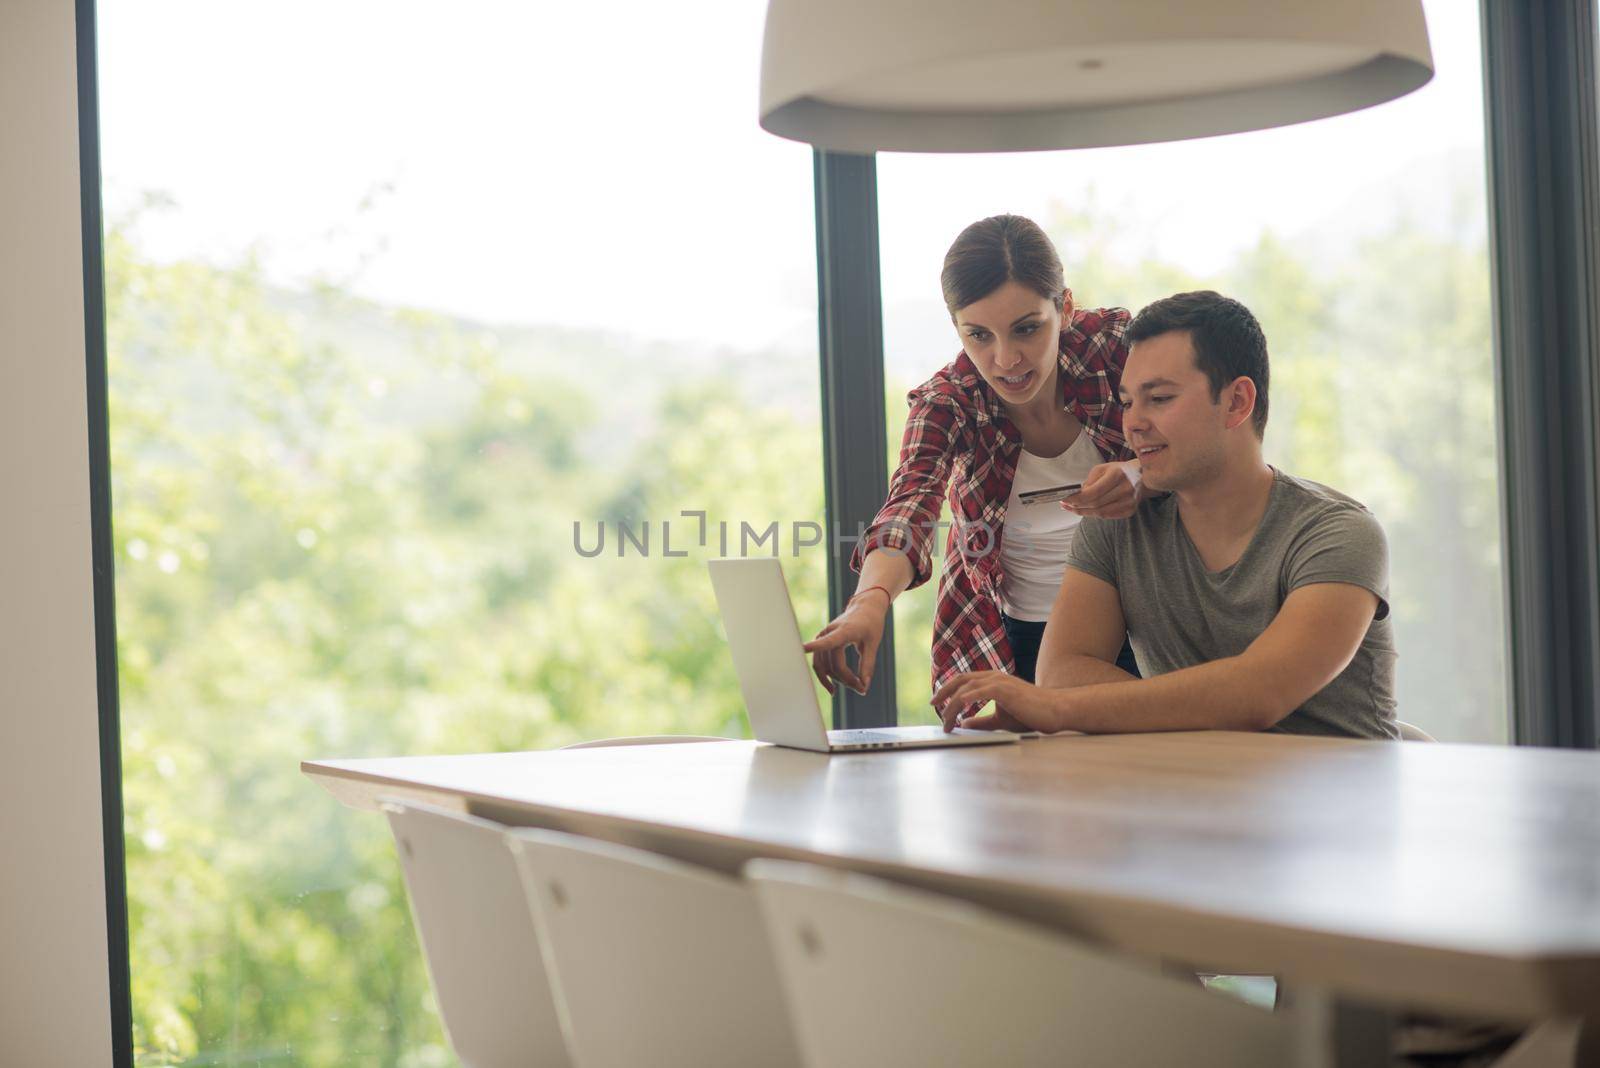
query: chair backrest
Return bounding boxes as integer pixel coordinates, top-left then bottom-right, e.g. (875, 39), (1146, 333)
(746, 859), (1298, 1068)
(1395, 719), (1437, 742)
(507, 828), (801, 1068)
(560, 734), (725, 749)
(382, 799), (572, 1068)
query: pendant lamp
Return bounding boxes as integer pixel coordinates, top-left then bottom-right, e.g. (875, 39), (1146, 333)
(759, 0), (1433, 152)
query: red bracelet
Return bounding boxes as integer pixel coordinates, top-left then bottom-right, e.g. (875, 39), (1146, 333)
(849, 584), (892, 608)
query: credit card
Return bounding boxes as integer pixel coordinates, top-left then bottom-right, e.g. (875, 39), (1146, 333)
(1017, 483), (1082, 505)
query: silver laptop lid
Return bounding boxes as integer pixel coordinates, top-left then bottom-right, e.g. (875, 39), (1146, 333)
(708, 557), (830, 751)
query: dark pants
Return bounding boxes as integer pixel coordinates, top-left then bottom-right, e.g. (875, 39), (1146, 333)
(1002, 613), (1140, 684)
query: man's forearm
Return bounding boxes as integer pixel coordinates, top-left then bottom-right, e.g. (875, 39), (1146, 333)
(1039, 656), (1286, 734)
(1037, 653), (1136, 689)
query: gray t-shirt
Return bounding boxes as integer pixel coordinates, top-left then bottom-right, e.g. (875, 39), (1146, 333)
(1068, 468), (1398, 739)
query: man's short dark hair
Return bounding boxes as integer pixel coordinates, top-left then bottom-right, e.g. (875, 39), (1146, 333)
(1126, 290), (1269, 437)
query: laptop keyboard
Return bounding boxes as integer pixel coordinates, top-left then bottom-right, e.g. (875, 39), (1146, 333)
(831, 729), (906, 744)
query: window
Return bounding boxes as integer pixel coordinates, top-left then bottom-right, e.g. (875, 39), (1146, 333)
(878, 0), (1506, 744)
(100, 1), (819, 1062)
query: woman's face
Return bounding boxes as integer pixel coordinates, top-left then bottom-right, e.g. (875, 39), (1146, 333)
(953, 280), (1071, 408)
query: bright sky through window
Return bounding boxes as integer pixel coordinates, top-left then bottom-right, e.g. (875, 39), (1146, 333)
(100, 0), (1481, 349)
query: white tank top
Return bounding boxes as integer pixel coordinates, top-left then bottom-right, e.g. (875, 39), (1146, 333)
(999, 431), (1103, 622)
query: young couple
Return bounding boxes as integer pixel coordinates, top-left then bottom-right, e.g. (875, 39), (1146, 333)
(806, 214), (1398, 740)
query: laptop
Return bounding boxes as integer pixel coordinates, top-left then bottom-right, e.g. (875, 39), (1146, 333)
(708, 557), (1022, 752)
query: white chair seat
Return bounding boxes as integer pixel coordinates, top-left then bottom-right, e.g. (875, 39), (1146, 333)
(508, 828), (800, 1068)
(747, 859), (1298, 1068)
(383, 798), (571, 1068)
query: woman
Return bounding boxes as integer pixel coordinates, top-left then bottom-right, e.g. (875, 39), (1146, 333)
(805, 214), (1141, 709)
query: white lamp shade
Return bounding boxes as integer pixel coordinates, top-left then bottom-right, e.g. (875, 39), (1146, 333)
(759, 0), (1434, 153)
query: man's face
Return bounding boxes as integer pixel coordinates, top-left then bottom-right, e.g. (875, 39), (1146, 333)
(953, 280), (1066, 407)
(1118, 330), (1231, 493)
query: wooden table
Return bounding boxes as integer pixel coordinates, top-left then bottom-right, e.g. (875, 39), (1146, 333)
(304, 731), (1600, 1027)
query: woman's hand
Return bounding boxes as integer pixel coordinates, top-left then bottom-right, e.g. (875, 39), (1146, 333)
(1061, 460), (1142, 520)
(931, 670), (1065, 733)
(804, 593), (890, 695)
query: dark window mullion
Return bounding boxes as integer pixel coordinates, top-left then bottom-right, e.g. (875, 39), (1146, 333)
(813, 149), (897, 729)
(75, 0), (133, 1061)
(1482, 0), (1600, 748)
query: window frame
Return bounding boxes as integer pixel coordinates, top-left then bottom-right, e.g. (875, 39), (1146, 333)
(813, 149), (899, 730)
(1481, 0), (1600, 748)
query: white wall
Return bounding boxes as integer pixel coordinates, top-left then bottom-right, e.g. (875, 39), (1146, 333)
(0, 0), (117, 1063)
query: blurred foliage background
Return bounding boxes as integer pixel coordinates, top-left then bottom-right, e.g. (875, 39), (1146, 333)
(111, 184), (1503, 1063)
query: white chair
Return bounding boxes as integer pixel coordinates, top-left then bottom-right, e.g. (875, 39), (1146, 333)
(506, 828), (801, 1068)
(1395, 719), (1437, 742)
(746, 859), (1299, 1068)
(382, 799), (573, 1068)
(560, 734), (725, 749)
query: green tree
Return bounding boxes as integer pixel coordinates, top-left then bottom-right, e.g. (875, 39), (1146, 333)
(110, 214), (827, 1064)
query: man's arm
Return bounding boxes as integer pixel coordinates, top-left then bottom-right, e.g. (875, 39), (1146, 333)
(1047, 581), (1377, 731)
(937, 582), (1379, 733)
(1035, 568), (1136, 688)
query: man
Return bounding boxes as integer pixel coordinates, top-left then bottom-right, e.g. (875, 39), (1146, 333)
(933, 290), (1398, 740)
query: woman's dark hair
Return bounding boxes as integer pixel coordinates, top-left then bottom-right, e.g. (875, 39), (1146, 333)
(940, 214), (1065, 317)
(1126, 290), (1270, 437)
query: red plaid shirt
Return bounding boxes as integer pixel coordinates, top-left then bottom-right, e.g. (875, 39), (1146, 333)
(851, 306), (1134, 692)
